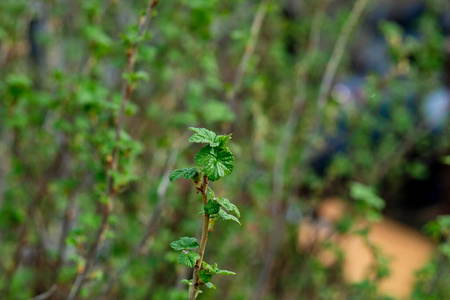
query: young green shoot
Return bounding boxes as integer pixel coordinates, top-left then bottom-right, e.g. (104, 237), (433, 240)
(169, 127), (240, 299)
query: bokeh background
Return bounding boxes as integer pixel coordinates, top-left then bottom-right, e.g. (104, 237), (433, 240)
(0, 0), (450, 299)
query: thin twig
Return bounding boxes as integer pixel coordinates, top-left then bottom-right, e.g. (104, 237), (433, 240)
(66, 1), (159, 299)
(0, 144), (66, 298)
(100, 146), (180, 298)
(273, 0), (332, 207)
(227, 0), (271, 107)
(28, 284), (57, 300)
(1, 227), (27, 298)
(56, 191), (76, 268)
(54, 180), (87, 283)
(300, 0), (369, 167)
(253, 0), (368, 298)
(369, 125), (430, 184)
(0, 140), (10, 209)
(252, 0), (329, 298)
(189, 174), (209, 300)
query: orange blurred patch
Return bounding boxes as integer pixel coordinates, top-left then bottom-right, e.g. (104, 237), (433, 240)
(298, 198), (436, 299)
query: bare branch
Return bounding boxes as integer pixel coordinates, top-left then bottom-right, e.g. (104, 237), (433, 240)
(28, 285), (57, 300)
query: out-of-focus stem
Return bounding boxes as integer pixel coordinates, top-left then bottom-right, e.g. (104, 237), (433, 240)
(66, 1), (159, 300)
(227, 0), (271, 106)
(253, 0), (369, 298)
(100, 145), (180, 298)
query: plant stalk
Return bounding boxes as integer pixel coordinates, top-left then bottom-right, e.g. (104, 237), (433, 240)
(189, 174), (210, 299)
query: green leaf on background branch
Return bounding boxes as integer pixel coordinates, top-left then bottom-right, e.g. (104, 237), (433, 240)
(350, 182), (385, 222)
(439, 244), (450, 260)
(122, 71), (150, 85)
(350, 182), (385, 210)
(425, 215), (450, 240)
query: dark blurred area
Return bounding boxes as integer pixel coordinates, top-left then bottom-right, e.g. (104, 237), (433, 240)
(308, 0), (450, 227)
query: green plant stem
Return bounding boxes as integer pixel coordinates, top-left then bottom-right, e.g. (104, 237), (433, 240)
(189, 174), (210, 300)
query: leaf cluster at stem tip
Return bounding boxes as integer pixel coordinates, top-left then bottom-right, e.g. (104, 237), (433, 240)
(169, 127), (240, 296)
(169, 127), (235, 182)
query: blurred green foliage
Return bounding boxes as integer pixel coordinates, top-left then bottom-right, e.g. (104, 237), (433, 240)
(0, 0), (449, 299)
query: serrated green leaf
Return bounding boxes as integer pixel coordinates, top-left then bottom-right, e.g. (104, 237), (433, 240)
(207, 187), (215, 199)
(201, 261), (236, 276)
(205, 282), (216, 289)
(202, 261), (215, 272)
(194, 146), (234, 181)
(204, 200), (221, 215)
(218, 208), (241, 225)
(217, 197), (240, 217)
(177, 251), (200, 268)
(216, 269), (236, 275)
(217, 134), (232, 148)
(169, 168), (197, 182)
(199, 270), (212, 283)
(188, 127), (219, 147)
(170, 237), (200, 251)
